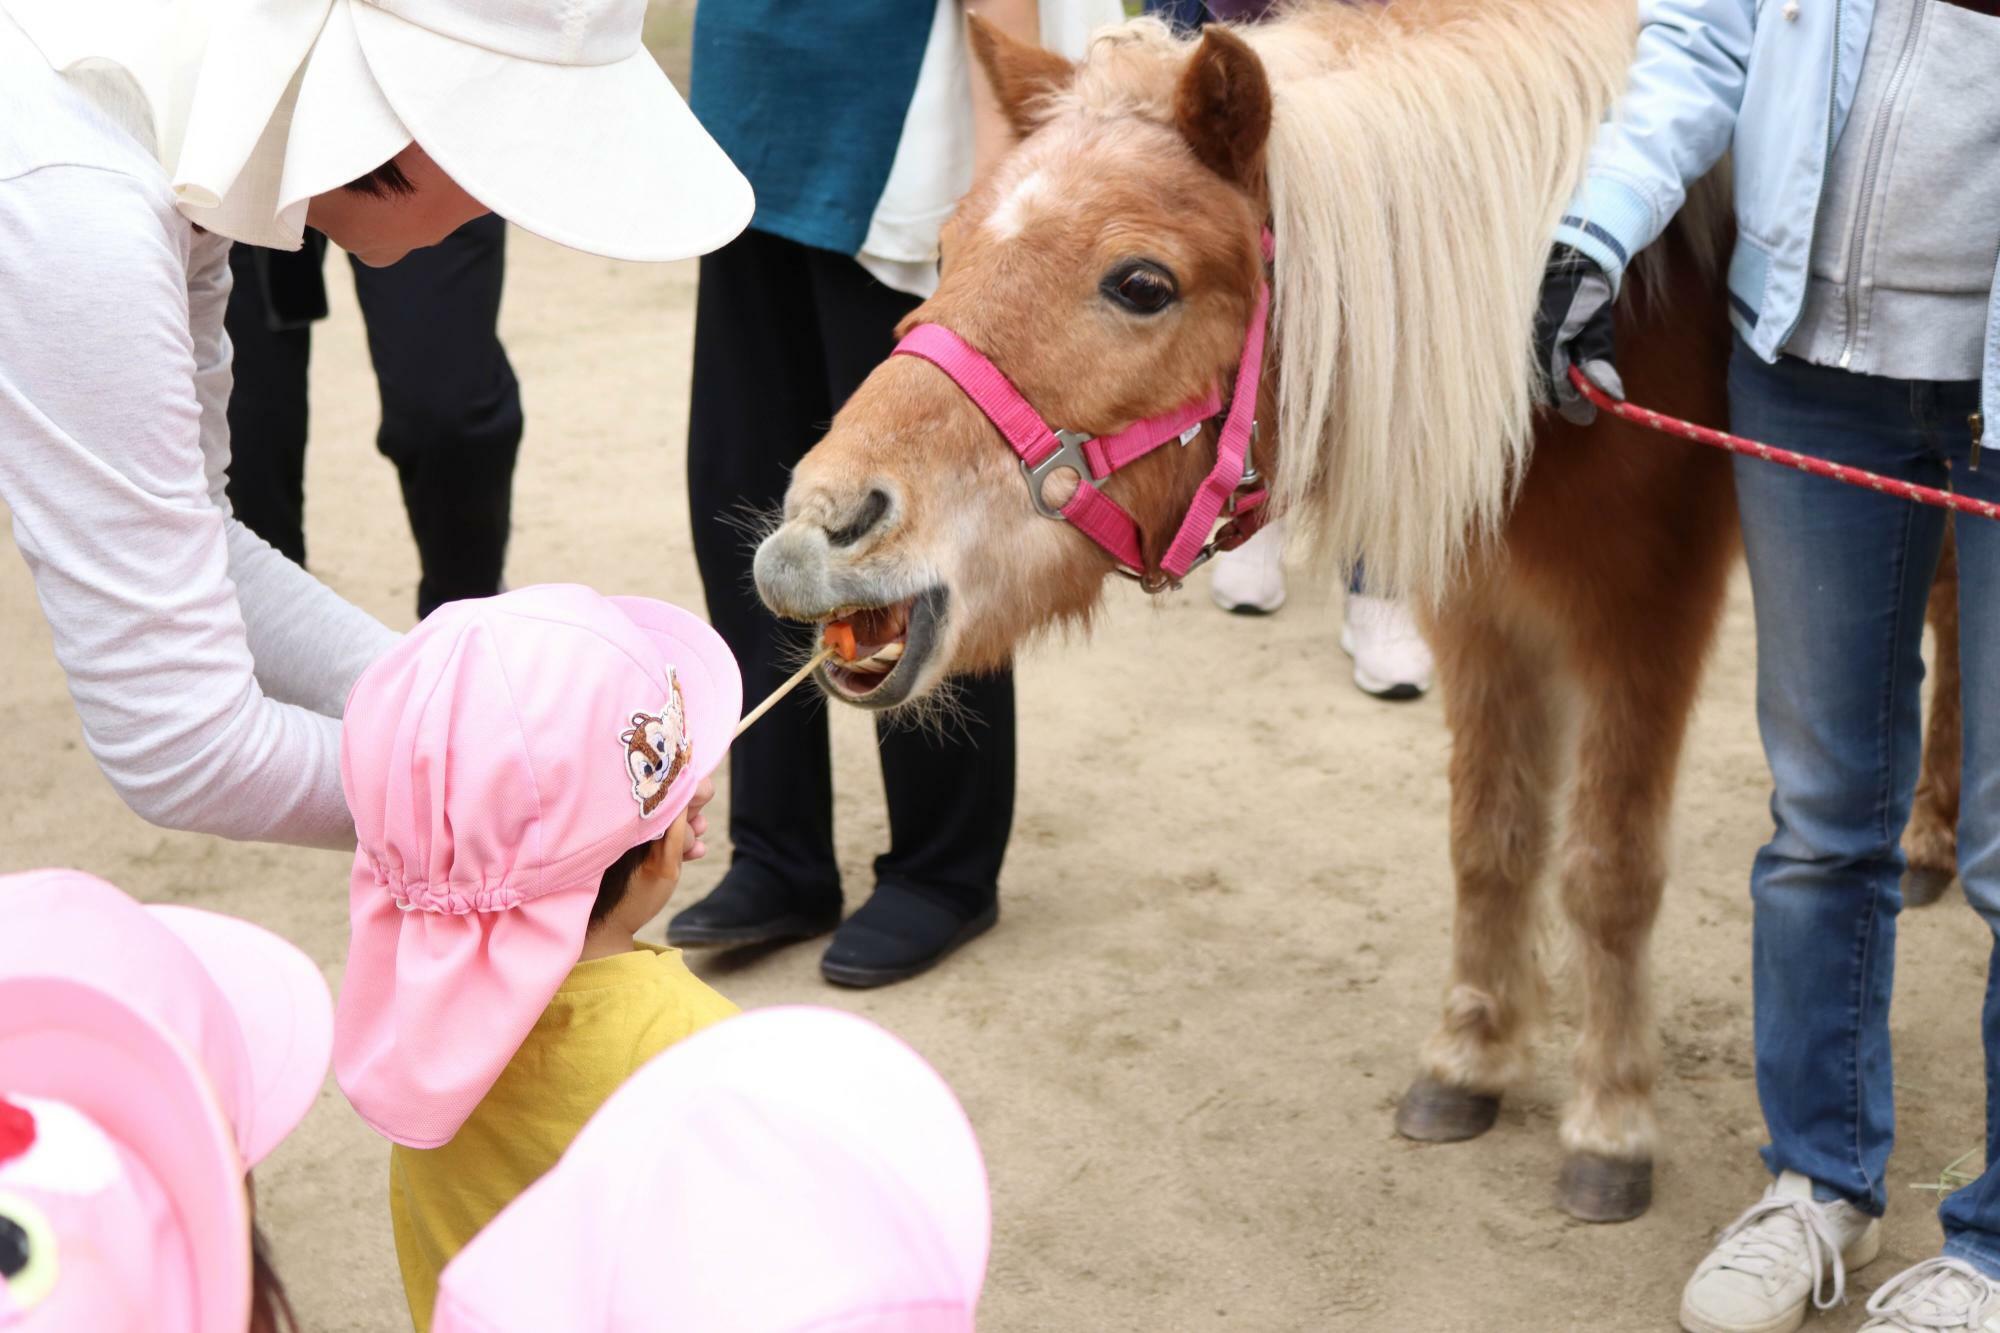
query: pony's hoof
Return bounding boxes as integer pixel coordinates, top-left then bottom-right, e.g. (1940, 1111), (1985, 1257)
(1395, 1077), (1501, 1142)
(1901, 863), (1957, 909)
(1557, 1152), (1653, 1222)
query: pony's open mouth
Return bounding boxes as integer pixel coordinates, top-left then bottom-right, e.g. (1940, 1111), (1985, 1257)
(818, 586), (947, 709)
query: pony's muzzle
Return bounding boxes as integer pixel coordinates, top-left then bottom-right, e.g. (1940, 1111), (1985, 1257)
(752, 521), (837, 621)
(825, 487), (892, 548)
(753, 483), (899, 619)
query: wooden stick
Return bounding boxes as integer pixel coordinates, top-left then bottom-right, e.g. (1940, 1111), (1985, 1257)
(733, 646), (834, 739)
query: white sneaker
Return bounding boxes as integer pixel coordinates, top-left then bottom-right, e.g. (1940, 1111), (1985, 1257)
(1680, 1172), (1882, 1333)
(1862, 1258), (2000, 1331)
(1340, 593), (1435, 699)
(1207, 521), (1286, 614)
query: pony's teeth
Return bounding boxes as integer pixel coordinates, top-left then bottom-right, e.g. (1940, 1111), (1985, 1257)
(874, 642), (905, 663)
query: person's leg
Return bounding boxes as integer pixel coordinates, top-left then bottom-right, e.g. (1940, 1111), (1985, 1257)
(349, 213), (523, 618)
(805, 250), (1018, 985)
(223, 239), (328, 565)
(1930, 382), (2000, 1277)
(1207, 517), (1287, 614)
(672, 229), (844, 945)
(822, 668), (1017, 985)
(1730, 342), (1950, 1213)
(1674, 347), (1945, 1333)
(1342, 557), (1435, 700)
(871, 670), (1016, 902)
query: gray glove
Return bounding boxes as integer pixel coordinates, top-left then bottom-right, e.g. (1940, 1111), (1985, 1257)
(1534, 243), (1623, 425)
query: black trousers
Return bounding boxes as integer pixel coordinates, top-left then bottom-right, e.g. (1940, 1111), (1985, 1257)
(223, 214), (523, 619)
(687, 228), (1016, 915)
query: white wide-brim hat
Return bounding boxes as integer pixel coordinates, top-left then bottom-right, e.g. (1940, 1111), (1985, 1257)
(5, 0), (754, 261)
(343, 0), (753, 262)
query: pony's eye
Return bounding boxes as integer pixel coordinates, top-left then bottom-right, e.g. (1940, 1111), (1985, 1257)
(1102, 261), (1178, 315)
(0, 1192), (57, 1311)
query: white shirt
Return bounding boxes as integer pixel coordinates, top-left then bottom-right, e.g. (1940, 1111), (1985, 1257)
(0, 13), (397, 848)
(857, 0), (1124, 300)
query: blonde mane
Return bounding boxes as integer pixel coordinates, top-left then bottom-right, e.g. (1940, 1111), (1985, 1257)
(1071, 1), (1640, 601)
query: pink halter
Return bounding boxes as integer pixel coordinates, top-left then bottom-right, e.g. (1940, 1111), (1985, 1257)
(891, 232), (1274, 591)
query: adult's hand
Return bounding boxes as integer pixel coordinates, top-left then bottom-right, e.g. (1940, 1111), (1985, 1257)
(1535, 243), (1623, 426)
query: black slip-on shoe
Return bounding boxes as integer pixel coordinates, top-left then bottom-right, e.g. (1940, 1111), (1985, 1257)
(667, 866), (840, 950)
(819, 884), (998, 989)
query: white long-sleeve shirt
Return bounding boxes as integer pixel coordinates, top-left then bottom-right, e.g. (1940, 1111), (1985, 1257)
(0, 15), (398, 848)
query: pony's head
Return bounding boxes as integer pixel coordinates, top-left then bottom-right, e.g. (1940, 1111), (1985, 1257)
(753, 4), (1632, 709)
(754, 20), (1273, 708)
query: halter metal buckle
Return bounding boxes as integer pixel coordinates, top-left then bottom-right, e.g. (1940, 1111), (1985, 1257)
(1183, 419), (1267, 576)
(1222, 419), (1263, 514)
(1021, 428), (1101, 521)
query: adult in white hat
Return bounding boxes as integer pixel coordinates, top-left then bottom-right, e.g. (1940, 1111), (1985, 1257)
(0, 0), (752, 848)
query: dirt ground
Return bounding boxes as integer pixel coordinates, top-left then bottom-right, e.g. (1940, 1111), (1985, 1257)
(3, 229), (1994, 1331)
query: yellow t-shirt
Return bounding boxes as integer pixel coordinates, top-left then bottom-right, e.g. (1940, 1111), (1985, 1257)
(388, 943), (738, 1331)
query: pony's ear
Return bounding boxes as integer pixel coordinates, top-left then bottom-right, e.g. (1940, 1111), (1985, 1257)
(1174, 26), (1272, 188)
(968, 13), (1075, 140)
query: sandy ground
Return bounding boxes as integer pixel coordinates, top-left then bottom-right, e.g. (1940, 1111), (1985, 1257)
(4, 230), (1996, 1332)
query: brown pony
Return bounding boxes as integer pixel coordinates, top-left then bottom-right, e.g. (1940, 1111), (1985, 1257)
(751, 0), (1950, 1221)
(1907, 531), (1963, 907)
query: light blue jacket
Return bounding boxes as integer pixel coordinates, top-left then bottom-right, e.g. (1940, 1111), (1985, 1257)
(1553, 0), (2000, 423)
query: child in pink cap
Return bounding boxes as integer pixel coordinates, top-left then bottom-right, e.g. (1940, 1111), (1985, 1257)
(332, 584), (744, 1330)
(431, 1007), (991, 1332)
(0, 867), (335, 1333)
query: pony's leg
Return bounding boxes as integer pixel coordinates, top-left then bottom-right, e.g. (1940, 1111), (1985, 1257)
(1552, 649), (1705, 1221)
(1397, 601), (1560, 1142)
(1905, 522), (1961, 908)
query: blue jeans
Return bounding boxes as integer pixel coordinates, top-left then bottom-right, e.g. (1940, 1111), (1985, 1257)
(1731, 337), (2000, 1272)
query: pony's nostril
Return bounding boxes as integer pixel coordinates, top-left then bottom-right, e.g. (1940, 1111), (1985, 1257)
(825, 488), (891, 548)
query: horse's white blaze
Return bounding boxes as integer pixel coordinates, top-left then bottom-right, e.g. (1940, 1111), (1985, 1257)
(984, 168), (1050, 241)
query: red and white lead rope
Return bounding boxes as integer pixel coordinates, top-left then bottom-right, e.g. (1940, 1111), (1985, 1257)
(1567, 366), (2000, 522)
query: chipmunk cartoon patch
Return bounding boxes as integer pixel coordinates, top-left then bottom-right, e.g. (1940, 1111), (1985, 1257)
(620, 667), (692, 817)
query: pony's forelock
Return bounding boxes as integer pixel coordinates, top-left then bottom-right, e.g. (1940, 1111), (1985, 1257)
(1060, 15), (1188, 119)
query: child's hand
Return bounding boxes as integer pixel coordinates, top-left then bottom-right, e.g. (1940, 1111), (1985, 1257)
(684, 777), (715, 862)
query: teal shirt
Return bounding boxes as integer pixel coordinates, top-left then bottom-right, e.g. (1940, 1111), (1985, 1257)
(689, 0), (933, 256)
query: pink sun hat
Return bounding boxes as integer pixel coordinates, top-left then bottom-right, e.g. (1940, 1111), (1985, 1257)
(0, 1087), (207, 1332)
(334, 584), (741, 1149)
(0, 869), (335, 1332)
(430, 1007), (991, 1333)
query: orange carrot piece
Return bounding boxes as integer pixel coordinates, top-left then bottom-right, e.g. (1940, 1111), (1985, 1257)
(822, 621), (859, 663)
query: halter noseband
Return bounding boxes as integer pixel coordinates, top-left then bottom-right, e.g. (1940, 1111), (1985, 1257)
(889, 230), (1275, 594)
